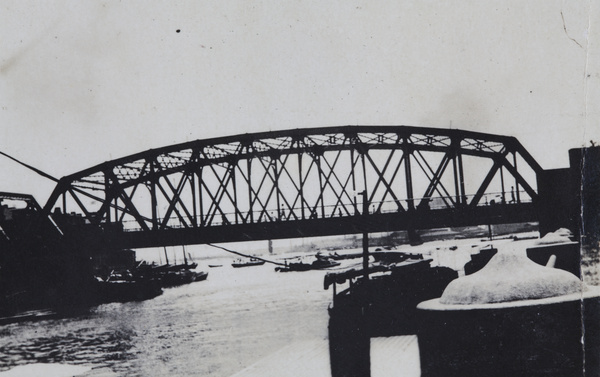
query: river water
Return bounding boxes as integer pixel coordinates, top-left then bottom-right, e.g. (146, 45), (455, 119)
(0, 258), (335, 376)
(0, 234), (537, 376)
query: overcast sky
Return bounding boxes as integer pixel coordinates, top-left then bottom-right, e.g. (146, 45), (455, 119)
(1, 1), (598, 204)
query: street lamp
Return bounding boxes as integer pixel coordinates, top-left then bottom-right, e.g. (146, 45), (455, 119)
(358, 190), (369, 281)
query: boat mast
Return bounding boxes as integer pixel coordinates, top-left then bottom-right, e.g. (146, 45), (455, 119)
(163, 246), (170, 265)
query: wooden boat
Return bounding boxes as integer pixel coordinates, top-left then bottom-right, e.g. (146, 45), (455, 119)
(132, 261), (207, 288)
(94, 275), (163, 303)
(156, 246), (198, 271)
(275, 257), (340, 272)
(232, 257), (265, 268)
(327, 258), (458, 377)
(158, 270), (196, 287)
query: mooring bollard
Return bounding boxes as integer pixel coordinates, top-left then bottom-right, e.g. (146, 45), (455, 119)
(417, 248), (600, 377)
(328, 302), (370, 377)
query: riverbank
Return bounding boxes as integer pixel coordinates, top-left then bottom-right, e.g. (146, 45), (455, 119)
(1, 231), (596, 376)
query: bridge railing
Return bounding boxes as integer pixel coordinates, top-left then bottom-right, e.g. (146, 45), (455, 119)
(118, 190), (533, 232)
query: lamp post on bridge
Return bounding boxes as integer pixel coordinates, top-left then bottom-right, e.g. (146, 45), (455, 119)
(361, 192), (372, 373)
(359, 190), (369, 282)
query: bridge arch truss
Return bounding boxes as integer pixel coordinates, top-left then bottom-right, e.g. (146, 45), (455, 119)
(44, 126), (543, 246)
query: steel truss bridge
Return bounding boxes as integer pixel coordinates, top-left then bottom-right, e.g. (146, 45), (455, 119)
(44, 126), (543, 249)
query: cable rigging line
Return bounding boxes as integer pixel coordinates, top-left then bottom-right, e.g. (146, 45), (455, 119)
(0, 150), (59, 182)
(207, 243), (286, 266)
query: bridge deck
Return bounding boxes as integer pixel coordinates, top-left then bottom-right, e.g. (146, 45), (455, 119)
(100, 203), (537, 249)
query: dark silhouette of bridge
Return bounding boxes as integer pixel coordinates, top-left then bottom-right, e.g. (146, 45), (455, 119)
(43, 126), (543, 249)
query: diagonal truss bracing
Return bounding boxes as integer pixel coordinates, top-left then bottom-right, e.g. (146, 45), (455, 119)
(44, 126), (543, 234)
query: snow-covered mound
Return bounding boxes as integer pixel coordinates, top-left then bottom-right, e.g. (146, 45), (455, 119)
(534, 228), (574, 245)
(440, 248), (584, 305)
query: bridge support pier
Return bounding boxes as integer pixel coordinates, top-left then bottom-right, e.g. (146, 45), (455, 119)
(537, 146), (600, 243)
